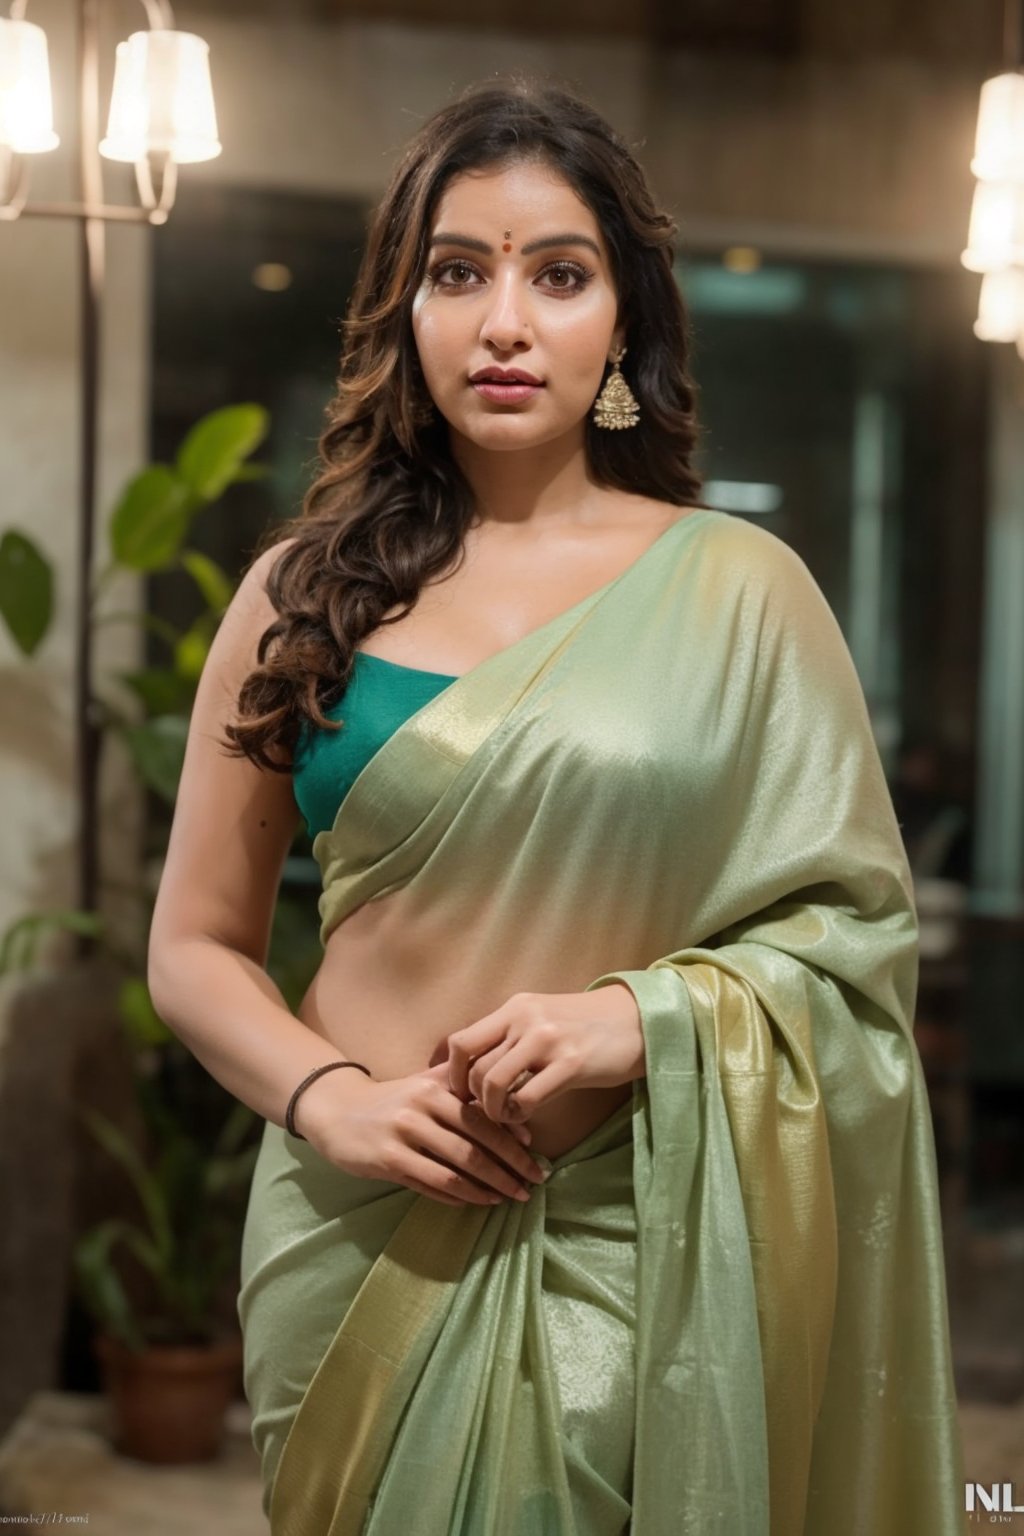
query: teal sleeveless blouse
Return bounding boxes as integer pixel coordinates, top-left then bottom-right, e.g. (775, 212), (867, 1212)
(291, 652), (458, 840)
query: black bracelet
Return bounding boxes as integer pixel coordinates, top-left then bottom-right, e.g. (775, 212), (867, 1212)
(285, 1060), (373, 1140)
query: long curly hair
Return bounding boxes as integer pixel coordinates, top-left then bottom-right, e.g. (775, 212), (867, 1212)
(223, 74), (708, 772)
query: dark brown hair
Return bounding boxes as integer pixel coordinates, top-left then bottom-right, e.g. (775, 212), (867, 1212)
(223, 73), (708, 772)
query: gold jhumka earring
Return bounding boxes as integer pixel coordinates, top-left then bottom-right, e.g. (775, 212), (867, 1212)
(592, 345), (640, 430)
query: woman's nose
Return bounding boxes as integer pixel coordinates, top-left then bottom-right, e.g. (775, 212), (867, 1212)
(479, 272), (531, 351)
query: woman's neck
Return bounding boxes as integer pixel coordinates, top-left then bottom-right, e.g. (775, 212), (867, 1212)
(451, 426), (608, 532)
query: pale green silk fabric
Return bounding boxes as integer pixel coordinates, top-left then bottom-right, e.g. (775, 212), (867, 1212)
(237, 508), (967, 1534)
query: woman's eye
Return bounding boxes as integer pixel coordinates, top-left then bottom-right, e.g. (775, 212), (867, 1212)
(543, 262), (592, 293)
(428, 257), (594, 294)
(432, 259), (479, 287)
(436, 261), (475, 285)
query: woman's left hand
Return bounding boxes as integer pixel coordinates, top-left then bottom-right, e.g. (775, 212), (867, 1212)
(444, 984), (645, 1126)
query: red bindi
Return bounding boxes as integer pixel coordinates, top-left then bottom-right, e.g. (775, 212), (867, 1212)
(502, 242), (512, 252)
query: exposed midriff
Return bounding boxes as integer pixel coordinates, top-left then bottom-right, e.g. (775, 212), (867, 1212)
(296, 893), (633, 1162)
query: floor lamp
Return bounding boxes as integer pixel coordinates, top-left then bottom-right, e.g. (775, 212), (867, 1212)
(0, 0), (220, 955)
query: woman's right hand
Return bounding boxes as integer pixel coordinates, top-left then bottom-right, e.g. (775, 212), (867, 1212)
(296, 1060), (550, 1207)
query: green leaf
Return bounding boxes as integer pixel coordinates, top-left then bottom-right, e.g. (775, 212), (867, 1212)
(175, 405), (269, 502)
(156, 1136), (207, 1229)
(77, 1107), (173, 1261)
(213, 1098), (258, 1159)
(0, 909), (105, 974)
(109, 467), (192, 571)
(229, 463), (271, 484)
(94, 609), (183, 650)
(76, 1216), (164, 1285)
(0, 531), (53, 655)
(72, 1219), (151, 1351)
(173, 614), (215, 683)
(134, 1074), (185, 1148)
(117, 977), (175, 1047)
(205, 1143), (259, 1197)
(118, 715), (189, 802)
(116, 666), (194, 716)
(179, 549), (235, 616)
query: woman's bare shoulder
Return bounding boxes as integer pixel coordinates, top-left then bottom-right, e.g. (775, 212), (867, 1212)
(244, 534), (301, 592)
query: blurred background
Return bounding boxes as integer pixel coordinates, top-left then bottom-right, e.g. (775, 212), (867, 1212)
(1, 0), (1022, 1527)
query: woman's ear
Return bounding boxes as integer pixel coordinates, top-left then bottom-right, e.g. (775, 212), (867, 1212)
(610, 322), (627, 358)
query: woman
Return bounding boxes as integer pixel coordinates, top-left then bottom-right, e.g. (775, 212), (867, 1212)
(149, 77), (968, 1535)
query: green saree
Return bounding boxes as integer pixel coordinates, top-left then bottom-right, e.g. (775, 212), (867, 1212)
(237, 507), (967, 1535)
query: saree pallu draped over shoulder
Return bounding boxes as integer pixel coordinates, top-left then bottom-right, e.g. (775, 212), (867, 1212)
(237, 509), (968, 1535)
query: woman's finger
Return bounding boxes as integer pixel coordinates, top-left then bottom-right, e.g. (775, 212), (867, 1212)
(405, 1145), (499, 1205)
(497, 1058), (577, 1121)
(473, 1040), (541, 1123)
(418, 1122), (539, 1201)
(445, 1014), (511, 1099)
(444, 1100), (547, 1190)
(402, 1174), (470, 1208)
(466, 1043), (513, 1105)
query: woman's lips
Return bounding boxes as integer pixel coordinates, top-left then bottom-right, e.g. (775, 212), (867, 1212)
(471, 381), (545, 403)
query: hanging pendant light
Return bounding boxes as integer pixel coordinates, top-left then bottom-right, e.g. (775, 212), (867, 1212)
(970, 71), (1024, 183)
(99, 30), (220, 165)
(0, 17), (59, 154)
(962, 179), (1024, 271)
(974, 269), (1024, 341)
(963, 0), (1024, 351)
(0, 6), (220, 223)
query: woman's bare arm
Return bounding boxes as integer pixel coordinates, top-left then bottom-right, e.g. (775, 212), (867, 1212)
(147, 540), (372, 1137)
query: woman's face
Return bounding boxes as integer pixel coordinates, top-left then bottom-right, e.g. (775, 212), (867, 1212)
(411, 158), (624, 454)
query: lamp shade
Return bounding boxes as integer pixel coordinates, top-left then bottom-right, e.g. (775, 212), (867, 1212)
(99, 30), (221, 164)
(970, 71), (1024, 183)
(961, 179), (1024, 272)
(974, 268), (1024, 341)
(0, 18), (59, 153)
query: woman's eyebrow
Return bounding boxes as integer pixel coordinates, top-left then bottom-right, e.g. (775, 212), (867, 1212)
(429, 231), (602, 259)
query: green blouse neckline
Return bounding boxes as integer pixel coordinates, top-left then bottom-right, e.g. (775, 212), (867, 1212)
(354, 650), (460, 682)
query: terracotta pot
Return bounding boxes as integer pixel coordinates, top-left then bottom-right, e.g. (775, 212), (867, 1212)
(93, 1330), (244, 1464)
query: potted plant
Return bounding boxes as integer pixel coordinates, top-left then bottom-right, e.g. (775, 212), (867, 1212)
(0, 404), (323, 1462)
(74, 1004), (259, 1464)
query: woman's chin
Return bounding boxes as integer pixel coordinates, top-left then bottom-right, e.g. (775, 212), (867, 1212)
(451, 413), (577, 454)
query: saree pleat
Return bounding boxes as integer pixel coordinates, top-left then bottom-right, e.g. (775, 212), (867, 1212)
(240, 1097), (637, 1534)
(238, 508), (967, 1534)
